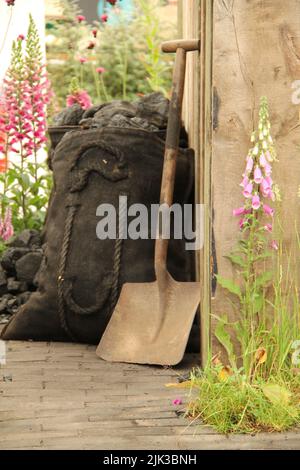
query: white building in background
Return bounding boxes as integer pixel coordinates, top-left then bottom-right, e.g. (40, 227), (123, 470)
(0, 0), (45, 83)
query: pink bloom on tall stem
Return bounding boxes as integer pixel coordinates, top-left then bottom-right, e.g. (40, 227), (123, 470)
(79, 57), (88, 64)
(17, 34), (25, 41)
(254, 166), (263, 184)
(264, 224), (273, 233)
(92, 29), (98, 38)
(240, 175), (249, 189)
(263, 204), (274, 217)
(66, 89), (92, 110)
(243, 182), (253, 199)
(0, 207), (14, 241)
(271, 240), (279, 251)
(101, 14), (108, 22)
(5, 0), (15, 6)
(233, 207), (247, 217)
(252, 194), (261, 210)
(87, 41), (96, 50)
(265, 163), (272, 177)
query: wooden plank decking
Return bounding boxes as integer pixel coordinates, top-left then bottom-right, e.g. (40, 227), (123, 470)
(0, 338), (300, 450)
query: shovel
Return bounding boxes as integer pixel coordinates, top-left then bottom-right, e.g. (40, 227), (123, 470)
(97, 39), (201, 366)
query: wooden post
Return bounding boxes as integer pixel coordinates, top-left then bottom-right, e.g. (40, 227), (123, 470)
(199, 0), (213, 366)
(179, 0), (213, 366)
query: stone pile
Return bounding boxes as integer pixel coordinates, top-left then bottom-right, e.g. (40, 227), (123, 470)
(0, 230), (43, 324)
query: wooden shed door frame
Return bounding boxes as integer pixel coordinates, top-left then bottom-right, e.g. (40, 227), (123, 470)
(178, 0), (213, 366)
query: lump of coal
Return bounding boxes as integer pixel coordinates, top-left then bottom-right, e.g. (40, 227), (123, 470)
(1, 248), (30, 274)
(136, 92), (169, 128)
(15, 252), (43, 284)
(53, 104), (84, 126)
(8, 229), (42, 249)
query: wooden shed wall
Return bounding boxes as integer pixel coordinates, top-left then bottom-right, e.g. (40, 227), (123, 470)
(180, 0), (300, 360)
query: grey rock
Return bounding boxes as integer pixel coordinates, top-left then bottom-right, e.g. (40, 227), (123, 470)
(0, 294), (13, 313)
(17, 291), (32, 306)
(53, 104), (84, 126)
(7, 278), (21, 293)
(8, 229), (42, 249)
(1, 247), (30, 274)
(15, 252), (43, 284)
(0, 266), (7, 296)
(7, 297), (18, 314)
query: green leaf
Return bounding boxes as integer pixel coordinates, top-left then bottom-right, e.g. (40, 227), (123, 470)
(255, 271), (273, 288)
(216, 275), (242, 299)
(262, 384), (291, 406)
(215, 316), (237, 369)
(252, 293), (264, 314)
(225, 254), (246, 268)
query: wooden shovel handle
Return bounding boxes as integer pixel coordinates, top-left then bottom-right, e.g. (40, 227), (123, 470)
(155, 40), (200, 275)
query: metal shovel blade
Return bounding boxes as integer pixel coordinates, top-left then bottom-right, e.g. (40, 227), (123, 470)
(97, 273), (200, 366)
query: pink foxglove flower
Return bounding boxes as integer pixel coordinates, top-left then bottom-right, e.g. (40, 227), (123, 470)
(264, 224), (273, 233)
(254, 166), (263, 184)
(271, 240), (279, 251)
(240, 175), (249, 189)
(66, 90), (92, 110)
(0, 207), (14, 241)
(233, 207), (246, 217)
(252, 194), (261, 210)
(243, 182), (253, 199)
(265, 163), (272, 177)
(263, 204), (274, 217)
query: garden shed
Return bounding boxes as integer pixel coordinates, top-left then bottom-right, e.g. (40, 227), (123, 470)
(180, 0), (300, 364)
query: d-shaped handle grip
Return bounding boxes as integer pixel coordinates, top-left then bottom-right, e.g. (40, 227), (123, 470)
(161, 39), (200, 53)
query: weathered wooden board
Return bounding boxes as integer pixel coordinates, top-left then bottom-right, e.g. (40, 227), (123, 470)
(180, 0), (300, 359)
(211, 0), (300, 351)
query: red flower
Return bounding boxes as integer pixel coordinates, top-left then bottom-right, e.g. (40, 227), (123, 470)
(92, 29), (98, 38)
(108, 0), (117, 5)
(78, 57), (88, 64)
(17, 34), (25, 41)
(76, 15), (86, 23)
(96, 67), (105, 74)
(5, 1), (15, 6)
(101, 14), (108, 23)
(87, 41), (96, 50)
